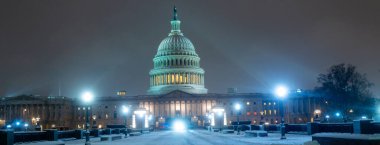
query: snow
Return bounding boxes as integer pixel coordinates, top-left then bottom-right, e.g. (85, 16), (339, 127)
(18, 130), (312, 145)
(312, 133), (380, 140)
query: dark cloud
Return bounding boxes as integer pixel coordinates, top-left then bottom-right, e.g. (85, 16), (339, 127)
(1, 0), (379, 98)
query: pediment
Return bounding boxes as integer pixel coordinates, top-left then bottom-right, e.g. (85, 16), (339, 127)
(7, 95), (41, 101)
(158, 90), (196, 99)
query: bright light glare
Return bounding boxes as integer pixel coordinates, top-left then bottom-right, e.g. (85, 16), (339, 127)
(173, 120), (186, 132)
(6, 125), (11, 128)
(81, 92), (94, 103)
(362, 116), (367, 119)
(122, 105), (129, 114)
(235, 104), (241, 110)
(24, 124), (28, 127)
(16, 122), (20, 126)
(325, 115), (330, 119)
(275, 85), (289, 98)
(335, 112), (340, 117)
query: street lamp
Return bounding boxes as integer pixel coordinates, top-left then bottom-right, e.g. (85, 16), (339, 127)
(275, 85), (288, 140)
(24, 123), (28, 131)
(212, 106), (225, 132)
(325, 115), (330, 122)
(122, 105), (129, 138)
(134, 108), (147, 133)
(81, 91), (94, 145)
(235, 103), (241, 135)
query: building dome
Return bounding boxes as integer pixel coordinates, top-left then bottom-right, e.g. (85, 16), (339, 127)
(147, 7), (207, 95)
(156, 35), (198, 57)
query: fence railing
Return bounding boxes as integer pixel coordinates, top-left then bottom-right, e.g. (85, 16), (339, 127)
(58, 130), (76, 139)
(14, 131), (47, 143)
(285, 124), (307, 133)
(318, 123), (353, 133)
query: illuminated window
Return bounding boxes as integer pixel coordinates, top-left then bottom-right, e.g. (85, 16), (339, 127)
(264, 110), (267, 115)
(274, 110), (277, 115)
(117, 91), (126, 96)
(269, 110), (271, 115)
(175, 101), (180, 111)
(180, 75), (183, 84)
(268, 103), (271, 105)
(224, 112), (227, 126)
(254, 112), (257, 116)
(273, 102), (276, 105)
(171, 74), (175, 84)
(105, 114), (109, 119)
(260, 111), (264, 115)
(246, 102), (250, 105)
(167, 74), (170, 84)
(132, 115), (136, 128)
(263, 103), (266, 106)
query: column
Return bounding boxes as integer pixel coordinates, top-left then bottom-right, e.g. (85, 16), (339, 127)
(164, 74), (167, 85)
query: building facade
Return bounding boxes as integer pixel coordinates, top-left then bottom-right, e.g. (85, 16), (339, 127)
(0, 95), (73, 130)
(0, 7), (323, 130)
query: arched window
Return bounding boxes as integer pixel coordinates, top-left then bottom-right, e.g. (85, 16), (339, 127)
(171, 74), (175, 84)
(179, 74), (183, 84)
(167, 74), (170, 84)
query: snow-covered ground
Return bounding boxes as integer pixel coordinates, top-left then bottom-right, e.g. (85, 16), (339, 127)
(19, 130), (312, 145)
(67, 130), (312, 145)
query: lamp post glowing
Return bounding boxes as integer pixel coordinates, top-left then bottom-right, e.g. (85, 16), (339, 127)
(134, 108), (147, 133)
(235, 103), (241, 135)
(24, 123), (28, 131)
(275, 85), (288, 140)
(122, 105), (129, 138)
(81, 91), (94, 145)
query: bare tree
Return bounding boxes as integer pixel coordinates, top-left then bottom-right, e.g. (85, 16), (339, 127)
(315, 63), (375, 121)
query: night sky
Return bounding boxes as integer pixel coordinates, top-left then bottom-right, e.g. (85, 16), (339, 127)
(1, 0), (379, 98)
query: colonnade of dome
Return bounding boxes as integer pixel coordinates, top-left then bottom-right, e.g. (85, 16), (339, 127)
(150, 73), (204, 86)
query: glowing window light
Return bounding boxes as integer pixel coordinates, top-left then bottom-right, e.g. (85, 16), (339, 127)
(132, 115), (136, 128)
(145, 114), (149, 128)
(223, 112), (227, 126)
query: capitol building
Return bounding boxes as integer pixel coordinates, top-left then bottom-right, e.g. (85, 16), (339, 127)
(0, 7), (322, 130)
